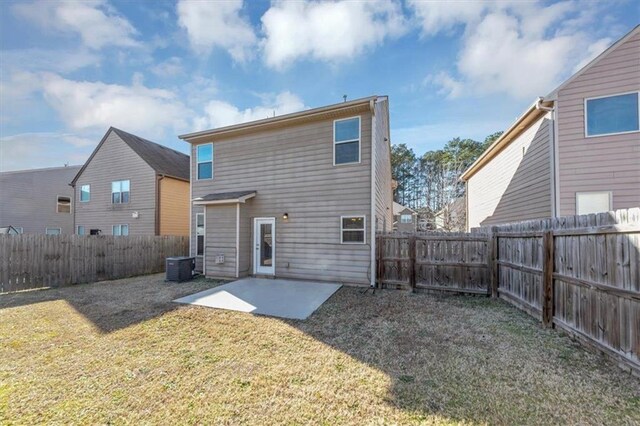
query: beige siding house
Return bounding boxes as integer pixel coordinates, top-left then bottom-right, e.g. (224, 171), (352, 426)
(180, 96), (393, 286)
(393, 202), (417, 232)
(462, 25), (640, 229)
(71, 127), (190, 236)
(0, 165), (81, 234)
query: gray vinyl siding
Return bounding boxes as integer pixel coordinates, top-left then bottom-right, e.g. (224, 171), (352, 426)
(0, 166), (80, 234)
(374, 99), (394, 232)
(556, 31), (640, 215)
(204, 204), (237, 277)
(191, 112), (373, 285)
(74, 131), (157, 235)
(467, 114), (552, 229)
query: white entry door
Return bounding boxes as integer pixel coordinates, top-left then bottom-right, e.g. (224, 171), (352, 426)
(254, 217), (275, 275)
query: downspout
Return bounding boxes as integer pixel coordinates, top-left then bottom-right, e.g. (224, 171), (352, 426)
(69, 182), (76, 234)
(156, 174), (164, 235)
(535, 97), (558, 218)
(370, 98), (376, 288)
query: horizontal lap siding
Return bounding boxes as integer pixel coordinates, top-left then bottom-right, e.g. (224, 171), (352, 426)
(557, 31), (640, 216)
(74, 132), (157, 235)
(374, 100), (394, 232)
(192, 113), (373, 285)
(0, 166), (79, 234)
(467, 115), (552, 228)
(204, 204), (236, 278)
(159, 177), (189, 236)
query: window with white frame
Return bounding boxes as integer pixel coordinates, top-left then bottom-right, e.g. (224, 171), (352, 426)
(57, 196), (71, 213)
(80, 184), (90, 202)
(400, 214), (412, 223)
(197, 144), (213, 180)
(341, 216), (365, 244)
(77, 226), (85, 235)
(112, 224), (129, 236)
(14, 227), (23, 234)
(334, 117), (360, 165)
(576, 191), (612, 215)
(111, 180), (130, 204)
(196, 213), (205, 255)
(585, 92), (639, 137)
(46, 227), (61, 235)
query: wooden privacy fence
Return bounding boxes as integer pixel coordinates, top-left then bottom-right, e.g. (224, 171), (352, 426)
(376, 208), (639, 375)
(0, 234), (189, 293)
(377, 232), (490, 294)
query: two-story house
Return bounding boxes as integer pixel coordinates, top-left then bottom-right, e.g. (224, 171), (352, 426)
(0, 165), (81, 234)
(70, 127), (190, 236)
(462, 25), (640, 229)
(179, 96), (393, 287)
(393, 202), (417, 232)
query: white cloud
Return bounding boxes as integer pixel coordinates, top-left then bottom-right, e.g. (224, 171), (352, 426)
(194, 91), (307, 130)
(0, 49), (101, 74)
(40, 74), (191, 138)
(13, 0), (139, 50)
(0, 132), (93, 172)
(177, 0), (257, 62)
(151, 57), (185, 77)
(261, 0), (406, 69)
(415, 1), (614, 99)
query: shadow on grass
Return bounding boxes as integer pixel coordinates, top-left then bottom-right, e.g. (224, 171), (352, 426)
(0, 274), (225, 333)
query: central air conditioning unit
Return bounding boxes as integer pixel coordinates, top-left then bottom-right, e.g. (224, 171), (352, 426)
(165, 256), (195, 282)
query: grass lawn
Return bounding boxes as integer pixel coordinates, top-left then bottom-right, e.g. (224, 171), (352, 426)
(1, 274), (639, 425)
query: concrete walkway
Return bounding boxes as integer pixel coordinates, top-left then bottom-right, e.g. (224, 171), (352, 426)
(173, 277), (342, 320)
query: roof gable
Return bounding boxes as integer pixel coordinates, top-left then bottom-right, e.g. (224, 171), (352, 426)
(71, 127), (190, 185)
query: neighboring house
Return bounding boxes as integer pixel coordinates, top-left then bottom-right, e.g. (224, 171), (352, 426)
(70, 127), (190, 236)
(393, 202), (417, 232)
(462, 25), (640, 229)
(0, 165), (81, 234)
(434, 197), (465, 231)
(179, 96), (393, 286)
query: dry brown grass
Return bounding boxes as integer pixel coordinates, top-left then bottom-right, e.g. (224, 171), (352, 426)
(1, 274), (638, 425)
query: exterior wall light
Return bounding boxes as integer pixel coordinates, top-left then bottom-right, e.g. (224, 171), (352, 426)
(282, 213), (289, 220)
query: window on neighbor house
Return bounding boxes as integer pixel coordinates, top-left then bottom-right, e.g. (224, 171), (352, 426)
(196, 213), (204, 255)
(585, 92), (639, 137)
(576, 192), (612, 215)
(14, 227), (23, 234)
(400, 214), (412, 223)
(341, 216), (365, 244)
(197, 144), (213, 180)
(334, 117), (360, 165)
(112, 224), (129, 236)
(46, 228), (61, 235)
(77, 226), (85, 235)
(80, 184), (90, 202)
(57, 196), (71, 213)
(111, 180), (130, 204)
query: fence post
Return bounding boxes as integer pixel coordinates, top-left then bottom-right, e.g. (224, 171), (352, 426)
(376, 235), (382, 289)
(542, 230), (554, 328)
(490, 226), (499, 298)
(408, 235), (416, 292)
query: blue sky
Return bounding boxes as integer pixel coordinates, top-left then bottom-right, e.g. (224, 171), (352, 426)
(0, 0), (637, 171)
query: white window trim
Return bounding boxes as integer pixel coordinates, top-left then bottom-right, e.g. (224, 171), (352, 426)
(112, 224), (129, 236)
(576, 191), (612, 215)
(80, 184), (90, 202)
(111, 180), (130, 204)
(584, 91), (640, 138)
(56, 194), (72, 214)
(45, 227), (61, 235)
(340, 215), (366, 244)
(333, 116), (361, 166)
(400, 214), (412, 224)
(196, 213), (205, 256)
(196, 143), (214, 180)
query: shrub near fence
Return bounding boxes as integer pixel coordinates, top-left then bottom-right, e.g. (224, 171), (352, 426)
(0, 235), (189, 293)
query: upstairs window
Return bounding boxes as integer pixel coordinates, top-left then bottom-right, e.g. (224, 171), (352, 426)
(112, 180), (130, 204)
(400, 214), (412, 224)
(196, 213), (205, 255)
(341, 216), (365, 244)
(197, 144), (213, 180)
(80, 184), (90, 202)
(585, 92), (639, 137)
(57, 196), (71, 213)
(334, 117), (360, 165)
(112, 224), (129, 236)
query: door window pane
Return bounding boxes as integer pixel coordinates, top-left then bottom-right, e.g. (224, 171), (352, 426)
(260, 223), (272, 267)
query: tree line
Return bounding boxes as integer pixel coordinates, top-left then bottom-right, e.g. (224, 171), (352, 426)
(391, 132), (502, 230)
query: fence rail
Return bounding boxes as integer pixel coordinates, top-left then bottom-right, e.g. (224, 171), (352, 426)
(377, 207), (640, 376)
(0, 234), (189, 293)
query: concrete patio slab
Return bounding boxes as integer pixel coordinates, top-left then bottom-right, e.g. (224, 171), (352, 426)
(173, 278), (342, 320)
